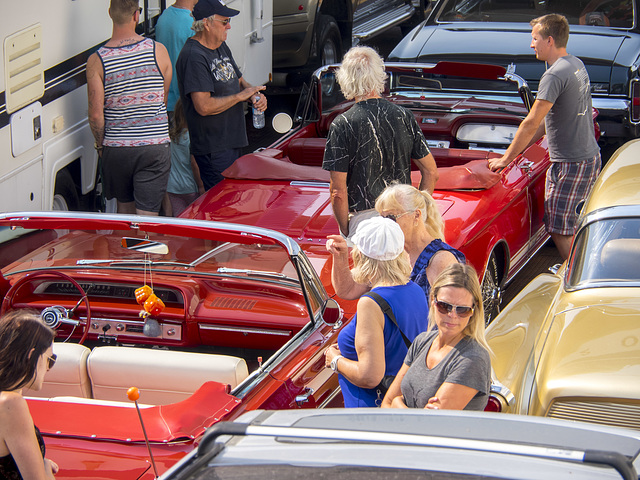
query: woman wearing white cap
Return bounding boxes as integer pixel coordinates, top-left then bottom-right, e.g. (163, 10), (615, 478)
(327, 183), (464, 304)
(324, 217), (428, 408)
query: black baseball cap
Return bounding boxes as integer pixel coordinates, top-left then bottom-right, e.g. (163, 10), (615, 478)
(193, 0), (240, 20)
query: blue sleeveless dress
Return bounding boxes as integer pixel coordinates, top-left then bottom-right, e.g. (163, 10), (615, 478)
(337, 282), (428, 407)
(410, 239), (465, 302)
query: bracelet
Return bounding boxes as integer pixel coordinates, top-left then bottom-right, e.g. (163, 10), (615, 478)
(330, 355), (344, 373)
(94, 142), (103, 151)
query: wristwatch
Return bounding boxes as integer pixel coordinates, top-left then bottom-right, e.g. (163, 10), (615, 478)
(330, 355), (343, 373)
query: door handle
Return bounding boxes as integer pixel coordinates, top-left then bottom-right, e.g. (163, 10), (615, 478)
(519, 160), (534, 173)
(295, 387), (314, 405)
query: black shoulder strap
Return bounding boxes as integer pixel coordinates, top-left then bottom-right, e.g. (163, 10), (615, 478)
(363, 291), (411, 348)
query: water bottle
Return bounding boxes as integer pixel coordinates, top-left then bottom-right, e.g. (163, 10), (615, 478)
(252, 95), (265, 129)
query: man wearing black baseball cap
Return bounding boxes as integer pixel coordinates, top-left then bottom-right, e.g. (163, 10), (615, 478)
(176, 0), (267, 190)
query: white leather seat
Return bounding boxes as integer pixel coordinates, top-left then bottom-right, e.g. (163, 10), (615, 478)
(24, 342), (92, 398)
(87, 346), (249, 405)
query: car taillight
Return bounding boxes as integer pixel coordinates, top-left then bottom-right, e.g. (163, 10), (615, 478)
(631, 80), (640, 123)
(484, 395), (502, 412)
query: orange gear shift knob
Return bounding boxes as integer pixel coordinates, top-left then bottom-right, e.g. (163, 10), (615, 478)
(127, 386), (140, 401)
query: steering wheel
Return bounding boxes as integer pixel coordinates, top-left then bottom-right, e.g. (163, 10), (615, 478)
(1, 271), (92, 344)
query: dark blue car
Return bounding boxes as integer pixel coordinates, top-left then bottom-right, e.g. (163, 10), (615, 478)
(389, 0), (640, 153)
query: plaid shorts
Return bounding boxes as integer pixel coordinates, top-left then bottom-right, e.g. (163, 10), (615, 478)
(544, 153), (601, 235)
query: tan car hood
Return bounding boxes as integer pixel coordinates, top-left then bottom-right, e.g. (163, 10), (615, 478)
(533, 300), (640, 413)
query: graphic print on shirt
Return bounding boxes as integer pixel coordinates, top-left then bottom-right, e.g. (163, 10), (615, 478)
(211, 56), (237, 82)
(575, 67), (591, 117)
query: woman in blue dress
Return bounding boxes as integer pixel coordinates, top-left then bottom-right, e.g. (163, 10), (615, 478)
(324, 217), (428, 407)
(327, 183), (465, 305)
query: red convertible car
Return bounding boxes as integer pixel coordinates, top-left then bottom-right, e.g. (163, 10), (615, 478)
(184, 61), (598, 322)
(0, 212), (347, 479)
(0, 64), (598, 478)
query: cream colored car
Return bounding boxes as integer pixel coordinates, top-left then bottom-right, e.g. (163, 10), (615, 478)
(487, 139), (640, 431)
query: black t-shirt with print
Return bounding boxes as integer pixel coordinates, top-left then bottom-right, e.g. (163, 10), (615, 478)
(322, 98), (430, 212)
(176, 39), (247, 155)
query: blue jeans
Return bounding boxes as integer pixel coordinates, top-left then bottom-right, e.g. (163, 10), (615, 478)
(194, 148), (242, 190)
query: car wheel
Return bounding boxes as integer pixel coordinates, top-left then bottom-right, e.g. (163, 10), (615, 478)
(481, 252), (502, 325)
(53, 169), (79, 211)
(316, 15), (342, 96)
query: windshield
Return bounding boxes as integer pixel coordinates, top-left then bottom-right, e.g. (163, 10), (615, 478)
(318, 63), (526, 119)
(568, 217), (640, 287)
(2, 228), (300, 283)
(436, 0), (635, 28)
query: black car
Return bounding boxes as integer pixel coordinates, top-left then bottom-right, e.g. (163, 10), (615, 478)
(389, 0), (640, 153)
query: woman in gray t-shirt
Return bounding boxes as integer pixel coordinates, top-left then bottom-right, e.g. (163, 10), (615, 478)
(381, 263), (491, 411)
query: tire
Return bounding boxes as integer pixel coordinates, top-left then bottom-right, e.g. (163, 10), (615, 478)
(316, 15), (342, 66)
(316, 15), (342, 97)
(53, 169), (79, 211)
(481, 252), (502, 325)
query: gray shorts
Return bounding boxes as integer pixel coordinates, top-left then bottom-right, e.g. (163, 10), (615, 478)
(102, 144), (170, 213)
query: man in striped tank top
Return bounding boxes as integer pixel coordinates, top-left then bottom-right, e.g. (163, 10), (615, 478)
(87, 0), (173, 215)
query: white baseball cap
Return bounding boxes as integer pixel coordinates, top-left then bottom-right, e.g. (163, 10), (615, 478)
(351, 216), (405, 261)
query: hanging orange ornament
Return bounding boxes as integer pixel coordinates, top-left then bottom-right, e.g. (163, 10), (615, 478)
(143, 293), (165, 316)
(135, 285), (153, 305)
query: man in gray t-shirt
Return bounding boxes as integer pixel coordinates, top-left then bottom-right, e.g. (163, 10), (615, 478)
(489, 14), (600, 260)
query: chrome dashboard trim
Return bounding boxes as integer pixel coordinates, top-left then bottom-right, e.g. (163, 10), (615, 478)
(198, 324), (292, 336)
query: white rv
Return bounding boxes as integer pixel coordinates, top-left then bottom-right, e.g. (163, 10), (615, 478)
(0, 0), (271, 212)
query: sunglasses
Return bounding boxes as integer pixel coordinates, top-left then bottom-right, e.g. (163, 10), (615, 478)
(212, 18), (231, 26)
(382, 211), (413, 222)
(136, 7), (143, 15)
(46, 353), (57, 370)
(434, 299), (474, 317)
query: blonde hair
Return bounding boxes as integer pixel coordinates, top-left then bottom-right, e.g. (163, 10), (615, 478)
(336, 46), (387, 100)
(351, 248), (411, 286)
(375, 183), (445, 240)
(429, 263), (492, 354)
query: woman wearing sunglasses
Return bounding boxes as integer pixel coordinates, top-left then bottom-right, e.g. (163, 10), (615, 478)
(381, 263), (491, 410)
(327, 183), (464, 305)
(324, 217), (428, 407)
(0, 311), (59, 479)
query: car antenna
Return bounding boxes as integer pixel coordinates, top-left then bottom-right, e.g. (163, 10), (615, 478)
(127, 387), (160, 478)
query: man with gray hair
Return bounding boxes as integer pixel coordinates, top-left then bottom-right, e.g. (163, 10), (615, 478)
(322, 46), (438, 238)
(176, 0), (266, 190)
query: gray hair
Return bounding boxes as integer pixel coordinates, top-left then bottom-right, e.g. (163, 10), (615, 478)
(336, 46), (387, 100)
(192, 17), (210, 33)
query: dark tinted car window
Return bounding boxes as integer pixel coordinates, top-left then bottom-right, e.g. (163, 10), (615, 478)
(436, 0), (634, 28)
(188, 464), (506, 479)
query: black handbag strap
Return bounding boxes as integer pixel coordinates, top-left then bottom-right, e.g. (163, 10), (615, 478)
(363, 292), (411, 348)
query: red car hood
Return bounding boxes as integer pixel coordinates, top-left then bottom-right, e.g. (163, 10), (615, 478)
(186, 180), (337, 241)
(184, 178), (456, 243)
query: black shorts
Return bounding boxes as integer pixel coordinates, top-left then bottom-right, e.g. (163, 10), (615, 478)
(102, 144), (170, 213)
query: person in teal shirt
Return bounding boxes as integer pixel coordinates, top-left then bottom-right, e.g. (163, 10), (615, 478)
(156, 0), (198, 114)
